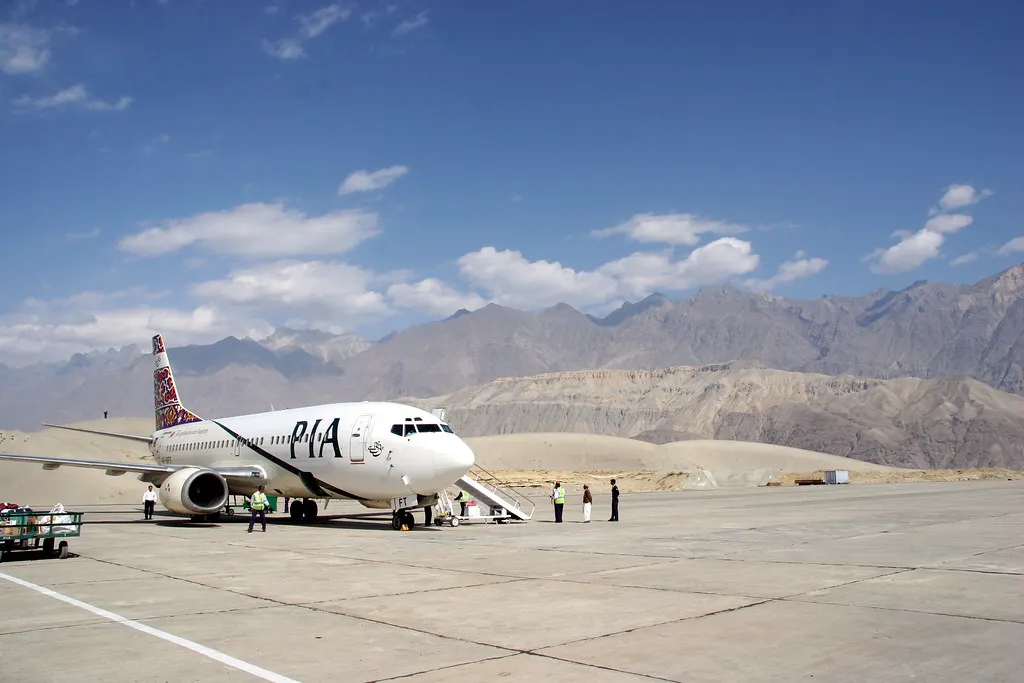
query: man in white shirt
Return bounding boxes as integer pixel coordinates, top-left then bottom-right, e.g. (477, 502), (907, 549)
(142, 485), (158, 520)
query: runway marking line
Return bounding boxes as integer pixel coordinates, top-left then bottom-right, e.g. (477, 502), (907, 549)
(0, 571), (301, 683)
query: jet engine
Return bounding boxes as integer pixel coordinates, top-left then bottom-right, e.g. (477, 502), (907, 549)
(159, 467), (229, 515)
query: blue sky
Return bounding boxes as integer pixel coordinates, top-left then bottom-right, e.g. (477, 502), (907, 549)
(1, 0), (1022, 365)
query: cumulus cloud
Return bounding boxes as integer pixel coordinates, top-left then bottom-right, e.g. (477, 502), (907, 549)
(950, 252), (978, 266)
(117, 202), (381, 258)
(338, 165), (409, 195)
(998, 237), (1024, 254)
(12, 83), (132, 112)
(744, 250), (829, 292)
(386, 278), (488, 317)
(0, 289), (271, 366)
(457, 237), (760, 310)
(263, 3), (350, 61)
(932, 184), (994, 214)
(866, 183), (992, 274)
(190, 260), (392, 324)
(392, 10), (428, 36)
(591, 212), (746, 246)
(0, 22), (50, 74)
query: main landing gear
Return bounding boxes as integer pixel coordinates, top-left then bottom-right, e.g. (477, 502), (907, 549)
(289, 499), (319, 524)
(391, 509), (415, 530)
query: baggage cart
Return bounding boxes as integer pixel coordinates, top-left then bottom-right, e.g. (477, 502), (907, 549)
(0, 507), (84, 562)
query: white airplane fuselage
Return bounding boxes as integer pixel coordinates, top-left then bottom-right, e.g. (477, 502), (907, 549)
(150, 401), (474, 503)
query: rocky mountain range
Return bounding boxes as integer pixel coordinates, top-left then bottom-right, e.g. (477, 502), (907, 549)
(401, 362), (1024, 470)
(0, 264), (1021, 459)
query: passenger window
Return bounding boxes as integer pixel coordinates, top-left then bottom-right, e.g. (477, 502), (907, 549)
(391, 425), (402, 436)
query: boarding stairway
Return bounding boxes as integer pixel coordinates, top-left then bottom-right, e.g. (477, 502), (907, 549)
(441, 465), (536, 522)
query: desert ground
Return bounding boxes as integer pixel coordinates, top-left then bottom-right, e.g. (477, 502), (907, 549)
(2, 419), (1020, 508)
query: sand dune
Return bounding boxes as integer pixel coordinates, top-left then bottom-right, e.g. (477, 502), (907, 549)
(2, 419), (1016, 509)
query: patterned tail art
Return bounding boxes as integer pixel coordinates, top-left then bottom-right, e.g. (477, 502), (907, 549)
(153, 334), (204, 431)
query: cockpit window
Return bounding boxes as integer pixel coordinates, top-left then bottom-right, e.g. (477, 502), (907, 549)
(391, 424), (402, 436)
(404, 424), (416, 436)
(417, 423), (442, 433)
(441, 424), (453, 433)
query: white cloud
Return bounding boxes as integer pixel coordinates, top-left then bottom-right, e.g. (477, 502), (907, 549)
(387, 278), (487, 317)
(868, 229), (945, 274)
(950, 252), (978, 266)
(0, 23), (50, 74)
(998, 237), (1024, 255)
(298, 4), (350, 38)
(338, 165), (409, 195)
(392, 10), (428, 36)
(0, 289), (271, 366)
(592, 212), (747, 246)
(262, 38), (304, 60)
(263, 3), (350, 61)
(866, 183), (992, 274)
(117, 202), (381, 258)
(457, 237), (760, 310)
(12, 83), (132, 112)
(191, 260), (392, 325)
(932, 184), (994, 214)
(744, 251), (828, 292)
(924, 213), (973, 234)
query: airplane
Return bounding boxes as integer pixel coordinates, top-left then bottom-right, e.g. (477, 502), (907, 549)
(0, 334), (476, 530)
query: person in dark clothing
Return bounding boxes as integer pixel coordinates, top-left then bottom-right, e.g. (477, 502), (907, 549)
(609, 478), (619, 521)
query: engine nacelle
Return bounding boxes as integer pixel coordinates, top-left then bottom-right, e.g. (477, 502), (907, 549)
(159, 467), (229, 515)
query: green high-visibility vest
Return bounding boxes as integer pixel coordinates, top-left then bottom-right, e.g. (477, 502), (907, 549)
(457, 490), (469, 502)
(554, 487), (565, 504)
(250, 492), (268, 510)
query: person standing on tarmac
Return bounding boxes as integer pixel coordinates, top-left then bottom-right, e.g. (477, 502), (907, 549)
(247, 485), (269, 533)
(582, 484), (592, 522)
(455, 489), (470, 516)
(551, 481), (566, 523)
(609, 478), (619, 521)
(142, 485), (157, 520)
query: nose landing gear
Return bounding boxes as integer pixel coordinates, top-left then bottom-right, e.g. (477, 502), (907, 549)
(391, 509), (415, 530)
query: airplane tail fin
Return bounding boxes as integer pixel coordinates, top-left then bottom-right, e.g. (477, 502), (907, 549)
(152, 334), (204, 431)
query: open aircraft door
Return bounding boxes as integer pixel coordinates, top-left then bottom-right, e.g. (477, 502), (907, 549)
(349, 414), (372, 463)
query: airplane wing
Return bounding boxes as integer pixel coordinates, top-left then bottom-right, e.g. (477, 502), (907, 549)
(0, 452), (174, 475)
(41, 423), (154, 444)
(0, 453), (268, 485)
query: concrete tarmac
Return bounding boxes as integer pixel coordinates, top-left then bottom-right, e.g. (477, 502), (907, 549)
(1, 481), (1022, 682)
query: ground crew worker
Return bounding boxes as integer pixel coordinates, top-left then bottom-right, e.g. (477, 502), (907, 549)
(552, 481), (565, 523)
(456, 489), (470, 516)
(582, 484), (592, 523)
(609, 478), (619, 522)
(248, 485), (269, 533)
(142, 484), (157, 520)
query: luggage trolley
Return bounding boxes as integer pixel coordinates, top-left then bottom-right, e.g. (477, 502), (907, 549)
(0, 506), (84, 562)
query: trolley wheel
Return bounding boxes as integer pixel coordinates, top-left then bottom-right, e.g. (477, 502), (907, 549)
(225, 507), (234, 516)
(43, 538), (55, 556)
(58, 541), (69, 559)
(0, 548), (4, 563)
(391, 513), (403, 530)
(449, 516), (460, 527)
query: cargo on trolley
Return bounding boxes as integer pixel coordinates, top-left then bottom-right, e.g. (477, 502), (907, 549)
(0, 504), (83, 562)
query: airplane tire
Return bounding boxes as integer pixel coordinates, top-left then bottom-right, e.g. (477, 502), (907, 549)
(303, 501), (318, 523)
(290, 500), (305, 523)
(391, 513), (402, 530)
(402, 511), (415, 528)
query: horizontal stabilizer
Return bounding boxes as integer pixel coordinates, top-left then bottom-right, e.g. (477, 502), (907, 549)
(41, 423), (154, 444)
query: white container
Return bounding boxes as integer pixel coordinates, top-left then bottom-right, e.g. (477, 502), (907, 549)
(825, 470), (850, 484)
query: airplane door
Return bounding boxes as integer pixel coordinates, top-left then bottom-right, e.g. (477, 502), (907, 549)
(349, 415), (372, 463)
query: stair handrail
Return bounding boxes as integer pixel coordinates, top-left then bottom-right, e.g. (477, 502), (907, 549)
(464, 465), (536, 518)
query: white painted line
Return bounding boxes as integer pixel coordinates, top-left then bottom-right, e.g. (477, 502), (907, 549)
(0, 571), (301, 683)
